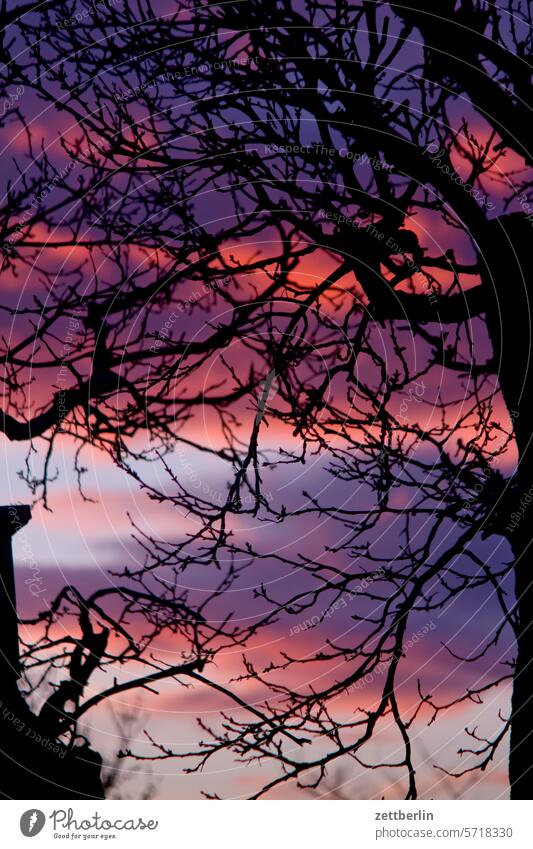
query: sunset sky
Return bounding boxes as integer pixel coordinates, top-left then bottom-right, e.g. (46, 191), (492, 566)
(1, 0), (532, 801)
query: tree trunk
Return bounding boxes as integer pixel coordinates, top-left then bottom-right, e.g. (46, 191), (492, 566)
(509, 527), (533, 799)
(481, 214), (533, 798)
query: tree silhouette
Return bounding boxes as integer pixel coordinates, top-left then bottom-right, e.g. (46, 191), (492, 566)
(0, 0), (269, 797)
(0, 0), (532, 799)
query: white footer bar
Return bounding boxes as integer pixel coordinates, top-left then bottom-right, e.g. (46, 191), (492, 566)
(3, 800), (529, 847)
